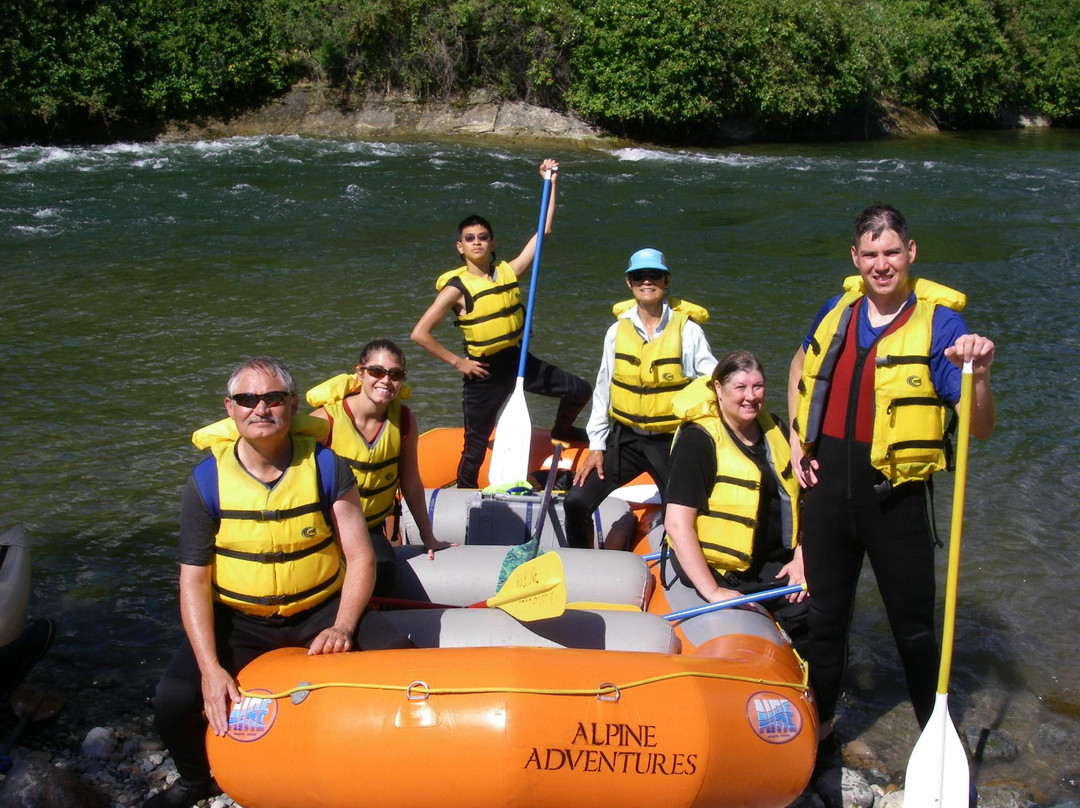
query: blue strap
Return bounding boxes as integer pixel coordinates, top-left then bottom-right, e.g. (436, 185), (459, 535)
(192, 456), (220, 521)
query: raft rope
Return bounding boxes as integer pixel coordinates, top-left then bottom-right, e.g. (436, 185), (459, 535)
(240, 665), (809, 704)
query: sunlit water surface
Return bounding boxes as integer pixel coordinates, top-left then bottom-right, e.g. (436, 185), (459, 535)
(2, 130), (1078, 799)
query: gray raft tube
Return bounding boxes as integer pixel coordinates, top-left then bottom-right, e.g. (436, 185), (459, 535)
(398, 488), (637, 551)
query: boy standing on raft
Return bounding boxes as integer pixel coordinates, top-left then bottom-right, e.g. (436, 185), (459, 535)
(411, 159), (591, 489)
(787, 203), (996, 758)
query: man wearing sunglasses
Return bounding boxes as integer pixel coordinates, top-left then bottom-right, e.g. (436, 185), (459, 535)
(147, 356), (375, 808)
(563, 248), (717, 549)
(411, 158), (592, 489)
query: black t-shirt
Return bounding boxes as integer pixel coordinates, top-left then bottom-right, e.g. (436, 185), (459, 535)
(178, 447), (356, 566)
(665, 418), (787, 566)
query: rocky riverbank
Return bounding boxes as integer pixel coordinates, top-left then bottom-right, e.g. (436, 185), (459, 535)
(158, 84), (610, 146)
(155, 83), (958, 147)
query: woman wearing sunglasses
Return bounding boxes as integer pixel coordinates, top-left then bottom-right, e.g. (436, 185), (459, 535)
(307, 340), (453, 594)
(563, 248), (717, 549)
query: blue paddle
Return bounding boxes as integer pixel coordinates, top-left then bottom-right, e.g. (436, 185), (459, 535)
(487, 169), (554, 486)
(662, 583), (806, 621)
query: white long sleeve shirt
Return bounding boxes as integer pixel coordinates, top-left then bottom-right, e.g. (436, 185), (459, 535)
(585, 301), (718, 451)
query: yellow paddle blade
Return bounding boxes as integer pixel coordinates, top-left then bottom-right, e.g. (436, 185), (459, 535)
(485, 551), (566, 621)
(566, 602), (641, 612)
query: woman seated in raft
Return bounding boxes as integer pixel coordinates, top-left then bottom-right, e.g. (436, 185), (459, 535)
(308, 339), (454, 595)
(662, 350), (808, 652)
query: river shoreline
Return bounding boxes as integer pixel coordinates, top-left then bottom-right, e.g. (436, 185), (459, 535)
(37, 82), (1052, 150)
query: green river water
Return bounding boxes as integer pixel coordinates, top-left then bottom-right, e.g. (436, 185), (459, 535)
(1, 130), (1078, 800)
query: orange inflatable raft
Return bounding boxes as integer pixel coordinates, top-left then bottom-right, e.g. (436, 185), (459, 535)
(205, 428), (817, 808)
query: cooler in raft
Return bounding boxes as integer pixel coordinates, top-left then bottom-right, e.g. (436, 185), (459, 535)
(205, 429), (816, 808)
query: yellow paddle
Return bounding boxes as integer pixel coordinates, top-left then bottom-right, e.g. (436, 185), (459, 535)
(904, 359), (974, 806)
(475, 550), (566, 621)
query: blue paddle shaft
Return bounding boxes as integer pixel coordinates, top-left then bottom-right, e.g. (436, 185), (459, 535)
(516, 172), (553, 377)
(664, 583), (805, 621)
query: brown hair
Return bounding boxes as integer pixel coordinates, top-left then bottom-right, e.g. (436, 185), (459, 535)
(710, 350), (764, 387)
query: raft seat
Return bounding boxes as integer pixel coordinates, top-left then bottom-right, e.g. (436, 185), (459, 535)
(359, 607), (679, 654)
(399, 488), (637, 551)
(360, 545), (669, 653)
(390, 546), (651, 611)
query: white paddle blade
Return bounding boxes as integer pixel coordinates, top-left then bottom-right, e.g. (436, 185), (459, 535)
(488, 379), (531, 486)
(904, 692), (970, 807)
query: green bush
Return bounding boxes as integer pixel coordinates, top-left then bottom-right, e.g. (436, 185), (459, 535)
(0, 0), (1077, 140)
(566, 0), (873, 130)
(876, 0), (1013, 124)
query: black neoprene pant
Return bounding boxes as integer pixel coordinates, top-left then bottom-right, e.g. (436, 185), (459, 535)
(563, 426), (674, 549)
(457, 346), (590, 488)
(800, 435), (939, 728)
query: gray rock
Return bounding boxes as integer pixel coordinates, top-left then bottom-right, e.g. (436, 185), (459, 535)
(977, 783), (1039, 808)
(1047, 800), (1080, 808)
(1062, 771), (1080, 792)
(1037, 722), (1071, 749)
(80, 726), (116, 760)
(965, 726), (1019, 761)
(0, 757), (110, 808)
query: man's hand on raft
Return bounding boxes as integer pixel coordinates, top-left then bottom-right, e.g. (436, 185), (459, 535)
(309, 625), (354, 656)
(203, 664), (242, 737)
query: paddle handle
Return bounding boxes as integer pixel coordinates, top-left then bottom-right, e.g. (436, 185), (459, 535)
(515, 169), (554, 377)
(937, 359), (973, 692)
(663, 583), (806, 621)
(531, 440), (566, 543)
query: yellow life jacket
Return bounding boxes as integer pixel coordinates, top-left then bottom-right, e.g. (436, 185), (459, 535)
(609, 298), (709, 433)
(305, 373), (403, 529)
(435, 261), (524, 357)
(669, 377), (799, 573)
(795, 276), (966, 486)
(191, 414), (343, 617)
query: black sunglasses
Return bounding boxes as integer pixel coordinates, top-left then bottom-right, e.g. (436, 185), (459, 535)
(461, 233), (491, 243)
(361, 365), (407, 382)
(627, 270), (668, 283)
(229, 391), (292, 408)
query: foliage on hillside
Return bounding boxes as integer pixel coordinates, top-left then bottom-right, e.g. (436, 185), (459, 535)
(1, 0), (1076, 141)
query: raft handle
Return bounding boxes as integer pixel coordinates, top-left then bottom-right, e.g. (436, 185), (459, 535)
(597, 682), (620, 703)
(291, 682), (311, 705)
(406, 681), (431, 701)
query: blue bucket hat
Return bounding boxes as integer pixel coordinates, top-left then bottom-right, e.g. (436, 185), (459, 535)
(625, 248), (670, 274)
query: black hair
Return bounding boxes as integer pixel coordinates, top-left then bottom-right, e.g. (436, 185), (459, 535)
(358, 338), (406, 367)
(457, 214), (494, 238)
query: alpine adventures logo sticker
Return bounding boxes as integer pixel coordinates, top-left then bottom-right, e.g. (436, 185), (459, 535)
(227, 689), (278, 743)
(746, 691), (802, 744)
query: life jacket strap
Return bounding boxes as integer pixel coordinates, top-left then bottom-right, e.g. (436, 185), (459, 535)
(213, 535), (335, 564)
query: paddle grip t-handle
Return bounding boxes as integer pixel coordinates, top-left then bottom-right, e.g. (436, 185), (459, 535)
(516, 169), (554, 377)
